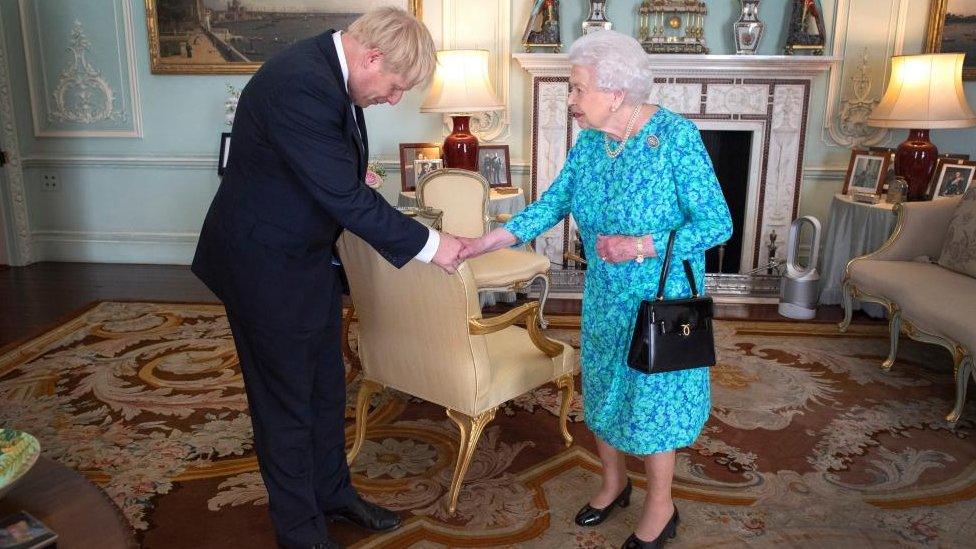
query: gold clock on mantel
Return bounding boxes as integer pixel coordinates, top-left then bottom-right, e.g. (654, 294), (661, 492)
(637, 0), (709, 54)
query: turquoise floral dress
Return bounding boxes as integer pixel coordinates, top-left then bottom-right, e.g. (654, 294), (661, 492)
(506, 107), (732, 454)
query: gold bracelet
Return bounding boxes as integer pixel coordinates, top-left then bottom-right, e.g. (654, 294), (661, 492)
(635, 237), (645, 263)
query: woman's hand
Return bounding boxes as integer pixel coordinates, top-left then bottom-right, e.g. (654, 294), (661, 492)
(458, 228), (519, 261)
(595, 235), (655, 263)
(457, 236), (488, 261)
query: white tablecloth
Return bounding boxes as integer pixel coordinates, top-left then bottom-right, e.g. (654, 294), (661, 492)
(398, 189), (529, 307)
(818, 193), (898, 318)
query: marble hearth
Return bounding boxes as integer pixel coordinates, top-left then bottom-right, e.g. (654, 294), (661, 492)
(514, 54), (839, 295)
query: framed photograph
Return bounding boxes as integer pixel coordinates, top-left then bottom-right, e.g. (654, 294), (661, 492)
(477, 144), (511, 187)
(930, 159), (976, 199)
(399, 142), (441, 191)
(217, 132), (232, 176)
(842, 149), (890, 195)
(414, 158), (443, 181)
(925, 0), (976, 80)
(928, 156), (968, 195)
(0, 511), (57, 549)
(145, 0), (422, 75)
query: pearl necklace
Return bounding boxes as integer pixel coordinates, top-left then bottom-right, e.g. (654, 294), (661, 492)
(604, 104), (644, 159)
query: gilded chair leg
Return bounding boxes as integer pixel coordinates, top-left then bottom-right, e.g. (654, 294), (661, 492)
(536, 274), (551, 329)
(555, 374), (574, 447)
(342, 306), (360, 370)
(444, 407), (496, 514)
(838, 281), (854, 333)
(346, 379), (383, 465)
(946, 353), (973, 426)
(882, 307), (901, 371)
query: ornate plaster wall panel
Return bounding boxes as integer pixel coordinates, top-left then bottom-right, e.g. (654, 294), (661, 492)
(19, 0), (142, 137)
(822, 0), (909, 148)
(440, 0), (511, 142)
(0, 7), (31, 264)
(515, 54), (838, 271)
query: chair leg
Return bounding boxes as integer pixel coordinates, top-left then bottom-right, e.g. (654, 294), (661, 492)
(882, 307), (901, 371)
(555, 374), (574, 447)
(838, 281), (854, 333)
(444, 407), (496, 514)
(535, 274), (551, 329)
(946, 353), (973, 426)
(346, 378), (382, 465)
(342, 306), (360, 370)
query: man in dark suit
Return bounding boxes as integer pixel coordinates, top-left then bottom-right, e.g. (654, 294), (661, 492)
(192, 8), (460, 548)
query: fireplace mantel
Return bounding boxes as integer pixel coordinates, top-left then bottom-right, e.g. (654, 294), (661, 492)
(513, 53), (841, 77)
(514, 53), (840, 273)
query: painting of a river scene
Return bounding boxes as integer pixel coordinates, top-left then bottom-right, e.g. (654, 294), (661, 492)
(927, 0), (976, 79)
(147, 0), (418, 74)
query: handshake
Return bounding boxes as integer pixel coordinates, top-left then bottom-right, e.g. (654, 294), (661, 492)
(430, 233), (489, 273)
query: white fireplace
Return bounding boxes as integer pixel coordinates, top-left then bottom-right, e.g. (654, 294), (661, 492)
(513, 53), (839, 274)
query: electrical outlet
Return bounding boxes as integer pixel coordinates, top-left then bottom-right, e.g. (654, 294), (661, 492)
(41, 173), (59, 192)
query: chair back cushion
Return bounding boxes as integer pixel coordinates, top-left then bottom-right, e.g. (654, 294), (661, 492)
(338, 232), (492, 413)
(938, 187), (976, 278)
(416, 169), (489, 238)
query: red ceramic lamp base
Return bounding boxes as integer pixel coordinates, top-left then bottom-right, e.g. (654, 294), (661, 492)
(894, 129), (938, 201)
(442, 115), (479, 171)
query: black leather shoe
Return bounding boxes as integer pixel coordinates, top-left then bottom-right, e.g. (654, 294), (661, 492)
(621, 506), (679, 548)
(326, 495), (401, 532)
(574, 479), (632, 527)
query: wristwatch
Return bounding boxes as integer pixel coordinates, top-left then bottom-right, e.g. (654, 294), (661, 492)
(635, 237), (645, 263)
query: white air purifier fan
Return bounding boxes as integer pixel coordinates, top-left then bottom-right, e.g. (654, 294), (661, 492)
(778, 216), (821, 320)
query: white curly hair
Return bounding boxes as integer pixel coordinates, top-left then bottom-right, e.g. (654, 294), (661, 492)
(568, 30), (653, 106)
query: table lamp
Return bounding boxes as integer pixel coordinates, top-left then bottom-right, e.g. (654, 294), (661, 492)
(867, 53), (976, 200)
(420, 49), (503, 171)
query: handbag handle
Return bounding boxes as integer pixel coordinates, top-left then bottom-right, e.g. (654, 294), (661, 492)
(655, 230), (699, 300)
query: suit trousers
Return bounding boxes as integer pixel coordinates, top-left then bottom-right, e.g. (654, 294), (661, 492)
(226, 300), (354, 548)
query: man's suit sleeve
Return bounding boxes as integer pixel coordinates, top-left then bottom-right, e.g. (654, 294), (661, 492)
(265, 73), (429, 268)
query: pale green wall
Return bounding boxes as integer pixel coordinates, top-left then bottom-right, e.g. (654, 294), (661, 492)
(1, 0), (975, 264)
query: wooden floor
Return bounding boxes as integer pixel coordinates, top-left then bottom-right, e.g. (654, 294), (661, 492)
(0, 262), (880, 349)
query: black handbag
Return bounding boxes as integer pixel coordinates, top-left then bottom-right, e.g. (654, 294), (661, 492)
(626, 230), (716, 374)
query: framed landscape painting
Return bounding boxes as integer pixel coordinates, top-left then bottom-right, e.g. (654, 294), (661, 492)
(926, 0), (976, 79)
(146, 0), (422, 74)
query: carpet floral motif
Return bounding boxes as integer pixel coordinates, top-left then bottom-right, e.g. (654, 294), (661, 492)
(1, 302), (974, 548)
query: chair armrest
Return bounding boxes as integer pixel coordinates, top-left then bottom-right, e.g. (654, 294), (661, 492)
(844, 198), (959, 282)
(468, 302), (564, 358)
(489, 213), (512, 223)
(564, 251), (587, 266)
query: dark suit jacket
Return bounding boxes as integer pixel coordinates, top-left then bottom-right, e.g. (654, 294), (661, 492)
(192, 31), (429, 331)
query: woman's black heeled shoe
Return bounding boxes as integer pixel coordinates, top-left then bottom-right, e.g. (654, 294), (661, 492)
(620, 506), (679, 548)
(574, 479), (632, 527)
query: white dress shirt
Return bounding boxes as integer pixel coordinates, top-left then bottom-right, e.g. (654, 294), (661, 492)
(332, 31), (439, 263)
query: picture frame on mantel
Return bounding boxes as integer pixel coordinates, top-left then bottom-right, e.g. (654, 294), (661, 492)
(925, 0), (976, 80)
(145, 0), (422, 74)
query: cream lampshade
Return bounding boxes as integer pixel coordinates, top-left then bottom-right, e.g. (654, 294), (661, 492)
(867, 53), (976, 200)
(421, 50), (503, 171)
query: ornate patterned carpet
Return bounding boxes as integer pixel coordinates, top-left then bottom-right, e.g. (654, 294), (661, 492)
(0, 302), (974, 548)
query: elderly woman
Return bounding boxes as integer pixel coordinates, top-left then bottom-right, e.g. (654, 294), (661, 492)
(458, 31), (731, 549)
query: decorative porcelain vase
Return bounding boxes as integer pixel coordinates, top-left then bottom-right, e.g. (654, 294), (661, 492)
(733, 0), (764, 55)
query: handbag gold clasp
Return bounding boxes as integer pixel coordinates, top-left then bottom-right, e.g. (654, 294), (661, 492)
(681, 323), (691, 336)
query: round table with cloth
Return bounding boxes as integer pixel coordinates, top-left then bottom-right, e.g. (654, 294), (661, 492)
(817, 193), (898, 318)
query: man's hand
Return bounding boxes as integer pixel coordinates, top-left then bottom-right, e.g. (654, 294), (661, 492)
(595, 235), (655, 264)
(432, 232), (463, 273)
(457, 236), (487, 261)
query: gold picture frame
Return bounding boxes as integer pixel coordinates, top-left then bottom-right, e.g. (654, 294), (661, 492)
(146, 0), (423, 75)
(925, 0), (976, 80)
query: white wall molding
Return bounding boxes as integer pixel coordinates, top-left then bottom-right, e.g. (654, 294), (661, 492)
(0, 6), (32, 265)
(32, 230), (198, 264)
(18, 0), (142, 138)
(21, 154), (218, 170)
(821, 0), (909, 148)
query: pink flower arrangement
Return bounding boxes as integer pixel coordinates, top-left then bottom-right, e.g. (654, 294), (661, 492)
(365, 162), (385, 189)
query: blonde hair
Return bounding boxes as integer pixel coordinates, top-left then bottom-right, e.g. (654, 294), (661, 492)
(348, 7), (436, 89)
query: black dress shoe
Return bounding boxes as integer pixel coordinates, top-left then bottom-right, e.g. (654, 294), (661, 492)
(621, 506), (679, 549)
(574, 479), (632, 527)
(326, 495), (401, 532)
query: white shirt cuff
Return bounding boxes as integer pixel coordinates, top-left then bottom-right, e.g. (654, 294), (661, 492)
(414, 228), (440, 263)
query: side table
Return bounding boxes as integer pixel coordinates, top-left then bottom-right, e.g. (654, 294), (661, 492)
(0, 456), (136, 548)
(818, 193), (898, 318)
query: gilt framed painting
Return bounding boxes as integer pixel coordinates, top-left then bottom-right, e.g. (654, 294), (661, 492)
(146, 0), (422, 74)
(926, 0), (976, 79)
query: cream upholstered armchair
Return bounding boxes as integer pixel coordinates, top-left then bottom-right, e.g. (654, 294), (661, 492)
(338, 232), (577, 513)
(416, 169), (552, 327)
